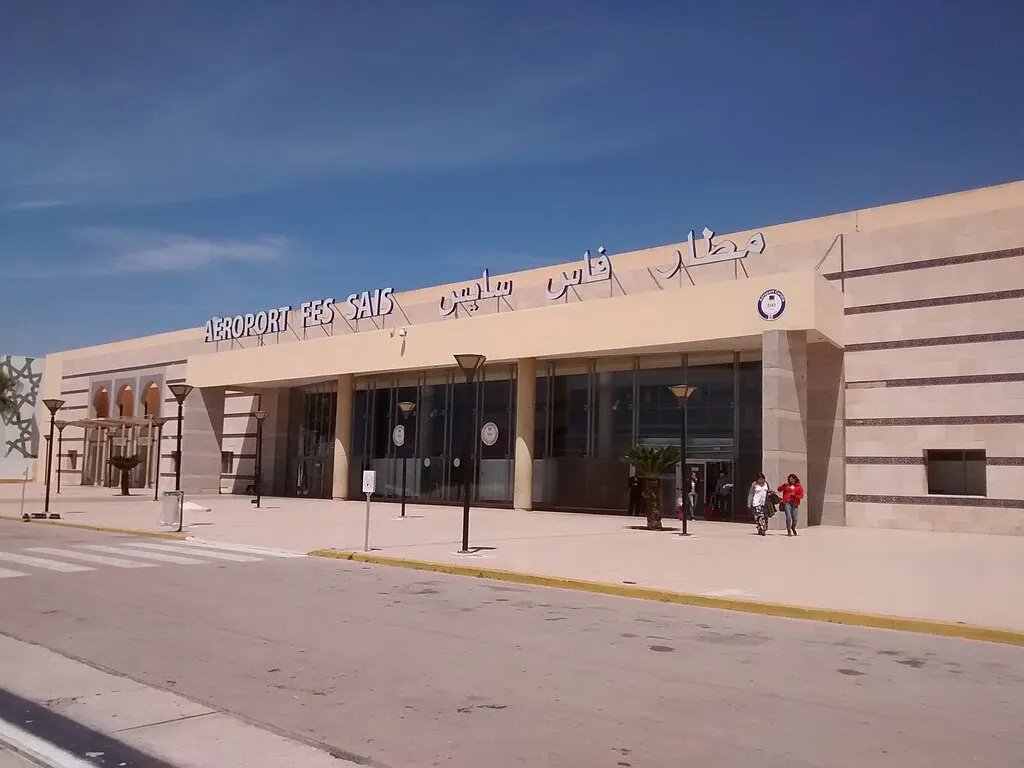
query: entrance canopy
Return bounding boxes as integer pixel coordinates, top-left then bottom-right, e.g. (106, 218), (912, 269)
(187, 268), (844, 390)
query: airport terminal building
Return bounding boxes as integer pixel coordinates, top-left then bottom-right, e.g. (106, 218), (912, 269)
(35, 182), (1024, 535)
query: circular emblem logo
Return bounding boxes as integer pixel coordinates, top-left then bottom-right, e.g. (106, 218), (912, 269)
(392, 424), (406, 447)
(757, 289), (786, 321)
(480, 421), (499, 447)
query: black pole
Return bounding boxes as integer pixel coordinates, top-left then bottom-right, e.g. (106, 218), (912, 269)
(44, 415), (56, 513)
(459, 372), (475, 553)
(56, 429), (64, 494)
(174, 403), (184, 492)
(254, 418), (263, 509)
(679, 401), (688, 536)
(174, 402), (184, 533)
(153, 423), (163, 502)
(400, 410), (409, 518)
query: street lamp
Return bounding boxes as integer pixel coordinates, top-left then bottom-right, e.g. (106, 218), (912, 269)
(167, 384), (193, 533)
(42, 399), (65, 515)
(397, 401), (416, 518)
(151, 416), (170, 502)
(453, 354), (486, 553)
(670, 384), (696, 536)
(251, 410), (268, 508)
(54, 420), (68, 494)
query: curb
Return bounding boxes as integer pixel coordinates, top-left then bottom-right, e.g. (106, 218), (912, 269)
(308, 549), (1024, 647)
(0, 516), (187, 541)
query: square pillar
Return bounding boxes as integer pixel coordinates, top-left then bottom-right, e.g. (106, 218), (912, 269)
(762, 330), (808, 530)
(806, 342), (845, 526)
(180, 387), (225, 495)
(257, 388), (292, 497)
(514, 358), (536, 511)
(332, 374), (354, 500)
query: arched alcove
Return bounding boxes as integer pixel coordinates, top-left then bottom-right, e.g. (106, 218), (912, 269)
(142, 382), (161, 417)
(117, 385), (134, 418)
(93, 388), (110, 419)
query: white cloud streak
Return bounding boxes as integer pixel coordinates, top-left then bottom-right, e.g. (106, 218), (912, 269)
(72, 228), (289, 273)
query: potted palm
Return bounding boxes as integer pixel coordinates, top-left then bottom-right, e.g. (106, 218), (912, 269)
(107, 454), (144, 496)
(622, 444), (682, 530)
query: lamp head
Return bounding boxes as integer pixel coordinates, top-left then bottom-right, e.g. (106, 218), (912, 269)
(670, 384), (696, 401)
(167, 383), (194, 404)
(253, 410), (268, 421)
(453, 354), (486, 380)
(42, 398), (65, 415)
(397, 401), (416, 415)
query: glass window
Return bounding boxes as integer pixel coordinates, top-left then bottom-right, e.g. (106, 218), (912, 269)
(593, 369), (634, 460)
(926, 450), (986, 496)
(550, 371), (589, 458)
(636, 366), (683, 447)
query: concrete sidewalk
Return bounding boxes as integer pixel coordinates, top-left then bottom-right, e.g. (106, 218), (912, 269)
(3, 484), (1023, 633)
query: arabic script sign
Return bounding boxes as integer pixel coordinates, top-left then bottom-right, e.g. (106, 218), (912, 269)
(547, 248), (612, 300)
(439, 270), (513, 316)
(656, 228), (766, 279)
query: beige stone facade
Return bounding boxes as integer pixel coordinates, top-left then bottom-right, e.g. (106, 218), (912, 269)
(36, 181), (1024, 534)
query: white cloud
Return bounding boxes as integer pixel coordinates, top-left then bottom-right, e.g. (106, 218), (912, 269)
(3, 200), (66, 211)
(73, 227), (289, 273)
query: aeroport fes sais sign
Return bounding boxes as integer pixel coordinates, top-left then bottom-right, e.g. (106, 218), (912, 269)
(203, 227), (766, 343)
(204, 289), (394, 343)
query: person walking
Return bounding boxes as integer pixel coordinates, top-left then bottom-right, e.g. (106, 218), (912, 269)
(687, 470), (698, 521)
(747, 473), (771, 536)
(777, 474), (805, 536)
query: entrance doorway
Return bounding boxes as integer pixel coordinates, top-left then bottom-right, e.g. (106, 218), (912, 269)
(682, 460), (737, 520)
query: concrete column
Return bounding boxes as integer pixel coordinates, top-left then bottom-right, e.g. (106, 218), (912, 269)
(806, 342), (845, 526)
(332, 374), (354, 500)
(257, 388), (292, 497)
(180, 387), (226, 495)
(761, 330), (808, 531)
(513, 358), (537, 511)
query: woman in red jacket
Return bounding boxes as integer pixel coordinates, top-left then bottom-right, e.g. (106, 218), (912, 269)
(777, 474), (805, 536)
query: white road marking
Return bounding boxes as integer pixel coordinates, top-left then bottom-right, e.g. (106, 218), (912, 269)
(121, 542), (262, 562)
(27, 548), (157, 569)
(0, 716), (97, 768)
(0, 552), (93, 573)
(185, 539), (307, 558)
(78, 545), (206, 565)
(0, 566), (27, 579)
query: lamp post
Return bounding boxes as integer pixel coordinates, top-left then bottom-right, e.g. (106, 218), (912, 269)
(167, 384), (193, 533)
(670, 384), (696, 536)
(151, 417), (170, 502)
(397, 401), (416, 518)
(42, 399), (65, 514)
(54, 420), (68, 494)
(251, 410), (267, 508)
(454, 354), (486, 553)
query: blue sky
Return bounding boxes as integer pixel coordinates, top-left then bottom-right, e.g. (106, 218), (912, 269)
(2, 0), (1022, 355)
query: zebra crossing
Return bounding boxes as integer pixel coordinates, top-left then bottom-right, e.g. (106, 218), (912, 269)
(0, 540), (304, 580)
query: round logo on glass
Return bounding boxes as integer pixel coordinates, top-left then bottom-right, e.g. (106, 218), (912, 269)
(392, 424), (406, 447)
(480, 421), (499, 447)
(757, 289), (786, 321)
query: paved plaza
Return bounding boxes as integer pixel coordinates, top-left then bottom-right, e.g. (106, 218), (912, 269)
(3, 483), (1022, 632)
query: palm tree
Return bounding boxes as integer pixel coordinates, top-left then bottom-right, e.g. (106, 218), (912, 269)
(0, 369), (18, 422)
(623, 444), (682, 530)
(108, 454), (144, 496)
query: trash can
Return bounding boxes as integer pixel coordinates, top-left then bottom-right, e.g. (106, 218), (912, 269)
(161, 490), (184, 528)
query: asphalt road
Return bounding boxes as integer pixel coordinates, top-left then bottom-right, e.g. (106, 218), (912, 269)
(0, 522), (1021, 768)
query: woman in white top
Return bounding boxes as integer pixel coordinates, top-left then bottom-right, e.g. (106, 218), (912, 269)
(747, 472), (771, 536)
